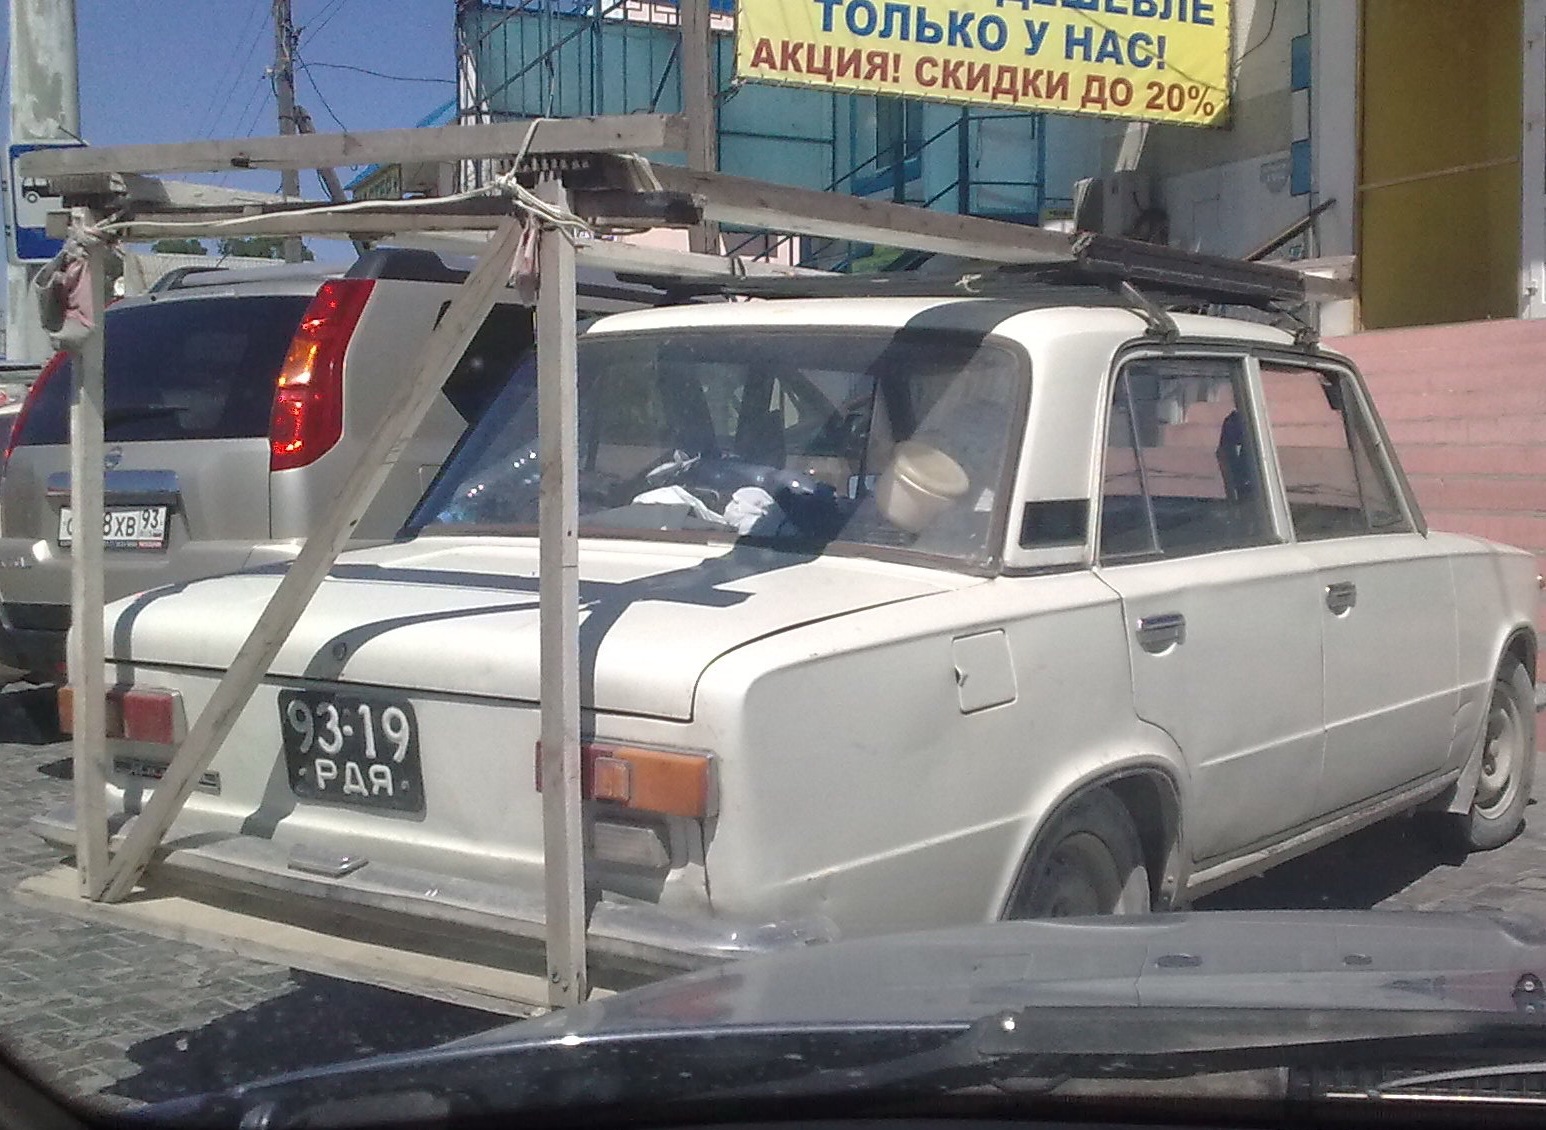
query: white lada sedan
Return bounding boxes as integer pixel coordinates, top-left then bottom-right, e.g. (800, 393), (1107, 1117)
(37, 295), (1541, 979)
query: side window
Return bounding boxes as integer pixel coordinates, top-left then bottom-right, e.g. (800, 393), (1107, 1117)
(1100, 358), (1274, 561)
(1258, 365), (1411, 539)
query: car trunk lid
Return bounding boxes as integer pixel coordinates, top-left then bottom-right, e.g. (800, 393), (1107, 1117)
(109, 538), (975, 720)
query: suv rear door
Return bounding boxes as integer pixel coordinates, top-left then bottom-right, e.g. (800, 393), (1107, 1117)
(1, 292), (309, 602)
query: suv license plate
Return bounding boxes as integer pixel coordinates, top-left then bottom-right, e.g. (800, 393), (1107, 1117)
(58, 506), (169, 549)
(279, 689), (425, 814)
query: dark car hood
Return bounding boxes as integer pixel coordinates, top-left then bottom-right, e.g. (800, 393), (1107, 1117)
(143, 911), (1546, 1124)
(491, 909), (1546, 1039)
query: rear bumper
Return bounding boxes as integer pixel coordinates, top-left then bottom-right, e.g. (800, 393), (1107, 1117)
(30, 804), (838, 976)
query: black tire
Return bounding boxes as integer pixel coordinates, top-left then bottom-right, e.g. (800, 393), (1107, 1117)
(1426, 659), (1536, 853)
(1007, 790), (1151, 918)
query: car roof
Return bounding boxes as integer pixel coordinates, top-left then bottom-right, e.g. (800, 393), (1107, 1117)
(581, 296), (1300, 347)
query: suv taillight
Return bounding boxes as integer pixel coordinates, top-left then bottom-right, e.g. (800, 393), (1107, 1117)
(4, 351), (69, 469)
(269, 279), (375, 472)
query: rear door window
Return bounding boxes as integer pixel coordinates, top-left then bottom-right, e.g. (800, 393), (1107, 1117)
(12, 295), (310, 447)
(1257, 364), (1413, 538)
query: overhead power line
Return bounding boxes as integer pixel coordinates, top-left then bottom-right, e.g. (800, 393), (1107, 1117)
(296, 56), (350, 132)
(197, 1), (271, 139)
(300, 0), (354, 47)
(301, 60), (454, 85)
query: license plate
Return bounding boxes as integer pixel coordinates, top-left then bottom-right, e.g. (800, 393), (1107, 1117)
(58, 506), (168, 549)
(279, 689), (425, 814)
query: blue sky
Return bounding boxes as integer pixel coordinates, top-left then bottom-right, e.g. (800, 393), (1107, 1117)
(3, 0), (457, 257)
(72, 0), (456, 193)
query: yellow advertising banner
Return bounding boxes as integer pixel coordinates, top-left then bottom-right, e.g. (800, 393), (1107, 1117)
(735, 0), (1232, 126)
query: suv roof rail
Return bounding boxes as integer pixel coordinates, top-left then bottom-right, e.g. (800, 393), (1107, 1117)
(149, 265), (233, 293)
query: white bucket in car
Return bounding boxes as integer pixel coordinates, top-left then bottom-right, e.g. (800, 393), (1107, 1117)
(875, 440), (969, 533)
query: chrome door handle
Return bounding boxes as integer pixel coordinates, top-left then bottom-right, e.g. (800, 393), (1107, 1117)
(1136, 612), (1186, 652)
(1326, 581), (1357, 614)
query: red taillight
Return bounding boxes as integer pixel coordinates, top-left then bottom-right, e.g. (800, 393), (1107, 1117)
(58, 685), (184, 745)
(269, 279), (375, 472)
(5, 351), (69, 468)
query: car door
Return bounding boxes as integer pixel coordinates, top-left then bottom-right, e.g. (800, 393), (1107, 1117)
(1094, 354), (1326, 865)
(1256, 361), (1459, 817)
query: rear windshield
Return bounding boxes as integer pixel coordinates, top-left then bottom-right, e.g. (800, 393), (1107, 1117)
(410, 327), (1025, 566)
(13, 295), (310, 446)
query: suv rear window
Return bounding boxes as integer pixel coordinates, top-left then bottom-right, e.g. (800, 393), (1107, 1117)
(13, 295), (310, 446)
(439, 303), (536, 424)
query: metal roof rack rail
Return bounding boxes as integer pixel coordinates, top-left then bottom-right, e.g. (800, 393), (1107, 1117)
(664, 232), (1326, 329)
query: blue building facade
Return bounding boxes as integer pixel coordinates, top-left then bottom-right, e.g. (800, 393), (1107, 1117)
(456, 0), (1056, 259)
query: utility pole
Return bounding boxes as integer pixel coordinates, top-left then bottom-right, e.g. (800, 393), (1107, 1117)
(293, 104), (369, 257)
(679, 0), (719, 254)
(272, 0), (305, 263)
(4, 0), (82, 363)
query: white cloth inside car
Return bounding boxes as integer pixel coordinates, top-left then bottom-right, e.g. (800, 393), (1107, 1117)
(632, 484), (789, 536)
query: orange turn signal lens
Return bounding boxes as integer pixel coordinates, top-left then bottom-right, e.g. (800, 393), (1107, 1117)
(536, 742), (715, 819)
(591, 755), (633, 804)
(58, 685), (183, 745)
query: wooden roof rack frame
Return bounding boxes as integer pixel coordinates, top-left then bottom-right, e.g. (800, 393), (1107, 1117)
(18, 114), (1352, 1011)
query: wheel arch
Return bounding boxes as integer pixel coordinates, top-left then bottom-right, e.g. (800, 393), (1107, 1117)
(1436, 626), (1537, 818)
(999, 763), (1186, 917)
(1503, 625), (1537, 684)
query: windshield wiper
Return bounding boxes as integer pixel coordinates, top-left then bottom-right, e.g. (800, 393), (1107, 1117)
(105, 404), (183, 426)
(1323, 1063), (1546, 1106)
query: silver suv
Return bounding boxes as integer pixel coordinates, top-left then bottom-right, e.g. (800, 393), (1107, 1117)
(0, 247), (654, 682)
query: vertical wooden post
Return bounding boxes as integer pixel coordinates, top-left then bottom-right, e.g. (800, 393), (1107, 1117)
(680, 0), (719, 254)
(536, 179), (587, 1008)
(68, 210), (108, 898)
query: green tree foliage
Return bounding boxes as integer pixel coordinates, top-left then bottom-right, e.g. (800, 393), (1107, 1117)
(150, 237), (207, 255)
(216, 235), (314, 261)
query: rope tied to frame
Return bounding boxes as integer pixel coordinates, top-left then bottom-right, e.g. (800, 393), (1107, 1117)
(33, 219), (118, 353)
(82, 115), (598, 255)
(497, 117), (594, 304)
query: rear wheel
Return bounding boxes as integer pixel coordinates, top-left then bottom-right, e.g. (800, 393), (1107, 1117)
(1423, 659), (1536, 853)
(1008, 790), (1151, 918)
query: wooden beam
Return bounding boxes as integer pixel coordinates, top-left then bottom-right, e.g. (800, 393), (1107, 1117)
(679, 0), (719, 254)
(535, 180), (588, 1008)
(99, 209), (525, 240)
(575, 238), (828, 279)
(18, 115), (687, 178)
(652, 165), (1079, 265)
(97, 216), (530, 904)
(396, 231), (830, 279)
(69, 210), (110, 899)
(46, 174), (288, 210)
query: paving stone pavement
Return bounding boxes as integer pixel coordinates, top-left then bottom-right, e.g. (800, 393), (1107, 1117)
(0, 690), (510, 1115)
(0, 684), (1543, 1115)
